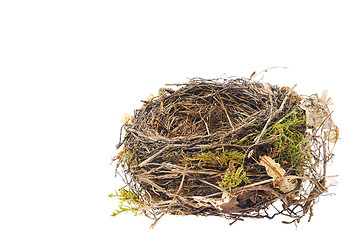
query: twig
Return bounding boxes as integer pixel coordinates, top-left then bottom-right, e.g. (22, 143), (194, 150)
(113, 77), (336, 225)
(138, 144), (191, 167)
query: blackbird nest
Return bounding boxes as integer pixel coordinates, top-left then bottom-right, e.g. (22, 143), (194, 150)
(110, 77), (338, 226)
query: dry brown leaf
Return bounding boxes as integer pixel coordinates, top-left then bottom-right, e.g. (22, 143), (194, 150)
(220, 197), (241, 213)
(259, 155), (285, 179)
(259, 156), (297, 193)
(323, 125), (339, 143)
(300, 90), (338, 143)
(299, 104), (332, 130)
(321, 90), (328, 103)
(275, 176), (298, 193)
(321, 90), (334, 105)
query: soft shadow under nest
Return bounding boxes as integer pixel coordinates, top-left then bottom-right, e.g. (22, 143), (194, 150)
(110, 77), (338, 227)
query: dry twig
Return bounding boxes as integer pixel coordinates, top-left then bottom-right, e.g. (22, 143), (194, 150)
(111, 76), (337, 227)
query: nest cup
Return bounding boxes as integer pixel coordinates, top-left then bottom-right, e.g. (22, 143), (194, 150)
(111, 77), (338, 226)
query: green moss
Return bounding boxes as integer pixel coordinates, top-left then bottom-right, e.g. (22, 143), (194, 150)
(221, 148), (245, 165)
(187, 147), (250, 190)
(220, 165), (250, 191)
(263, 108), (308, 175)
(108, 188), (144, 216)
(188, 148), (245, 169)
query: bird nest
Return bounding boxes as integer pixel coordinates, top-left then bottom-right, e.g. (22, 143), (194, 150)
(110, 76), (338, 227)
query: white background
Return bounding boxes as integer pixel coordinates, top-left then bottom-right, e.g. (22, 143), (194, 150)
(0, 0), (359, 239)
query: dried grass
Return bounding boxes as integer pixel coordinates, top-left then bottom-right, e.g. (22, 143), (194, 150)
(110, 76), (338, 226)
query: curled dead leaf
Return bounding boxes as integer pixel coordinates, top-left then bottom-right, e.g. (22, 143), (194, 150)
(274, 176), (298, 193)
(323, 125), (339, 143)
(220, 197), (241, 213)
(259, 156), (298, 193)
(321, 90), (334, 105)
(300, 90), (338, 143)
(259, 155), (285, 179)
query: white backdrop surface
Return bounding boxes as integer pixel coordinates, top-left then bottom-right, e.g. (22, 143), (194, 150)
(0, 1), (359, 239)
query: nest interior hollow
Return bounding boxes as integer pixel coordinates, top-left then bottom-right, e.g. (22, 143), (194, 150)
(111, 77), (337, 226)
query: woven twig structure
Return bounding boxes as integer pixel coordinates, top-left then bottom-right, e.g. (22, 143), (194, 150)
(111, 77), (338, 226)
